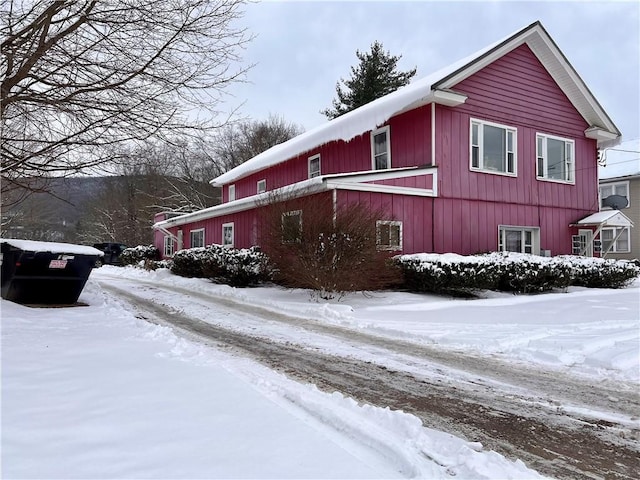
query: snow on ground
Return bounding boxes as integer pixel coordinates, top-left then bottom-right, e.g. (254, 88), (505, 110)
(3, 264), (638, 478)
(2, 274), (545, 479)
(98, 266), (640, 384)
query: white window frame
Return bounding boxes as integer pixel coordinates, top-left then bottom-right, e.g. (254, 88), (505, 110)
(163, 235), (175, 257)
(376, 220), (403, 251)
(371, 126), (391, 170)
(308, 154), (321, 178)
(281, 210), (302, 243)
(228, 184), (235, 202)
(257, 179), (266, 194)
(189, 228), (205, 248)
(222, 222), (234, 248)
(536, 133), (575, 184)
(599, 181), (630, 209)
(470, 118), (517, 176)
(498, 225), (540, 255)
(601, 227), (630, 253)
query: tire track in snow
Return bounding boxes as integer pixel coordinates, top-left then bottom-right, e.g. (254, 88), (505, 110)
(100, 280), (640, 480)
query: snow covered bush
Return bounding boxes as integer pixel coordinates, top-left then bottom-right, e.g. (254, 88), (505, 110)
(487, 253), (573, 293)
(120, 245), (160, 266)
(561, 256), (640, 289)
(397, 254), (498, 296)
(170, 245), (271, 287)
(171, 247), (208, 277)
(396, 252), (636, 295)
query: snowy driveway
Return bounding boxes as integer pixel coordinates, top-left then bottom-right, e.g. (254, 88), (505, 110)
(94, 268), (640, 479)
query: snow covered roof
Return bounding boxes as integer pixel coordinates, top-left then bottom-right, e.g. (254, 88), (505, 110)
(212, 21), (620, 187)
(1, 239), (104, 256)
(572, 210), (633, 228)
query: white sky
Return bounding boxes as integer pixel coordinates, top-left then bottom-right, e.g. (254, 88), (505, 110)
(225, 0), (640, 143)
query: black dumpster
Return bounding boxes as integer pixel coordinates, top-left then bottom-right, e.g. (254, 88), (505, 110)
(1, 239), (104, 305)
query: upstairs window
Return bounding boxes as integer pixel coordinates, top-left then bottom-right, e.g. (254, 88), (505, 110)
(599, 181), (629, 209)
(536, 134), (575, 183)
(228, 184), (235, 202)
(470, 119), (516, 175)
(498, 225), (539, 254)
(190, 228), (205, 248)
(222, 222), (234, 247)
(371, 126), (391, 170)
(308, 154), (321, 178)
(257, 179), (266, 194)
(376, 220), (402, 251)
(282, 210), (302, 243)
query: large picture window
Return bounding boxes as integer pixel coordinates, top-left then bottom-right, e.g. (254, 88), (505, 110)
(282, 210), (302, 243)
(536, 133), (575, 183)
(376, 220), (402, 251)
(498, 226), (539, 254)
(371, 126), (391, 170)
(601, 227), (630, 253)
(222, 223), (234, 247)
(190, 228), (205, 248)
(470, 119), (516, 175)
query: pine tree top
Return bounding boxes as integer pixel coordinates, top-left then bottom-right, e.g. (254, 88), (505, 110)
(322, 41), (417, 120)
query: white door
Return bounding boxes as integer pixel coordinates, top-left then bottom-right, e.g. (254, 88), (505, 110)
(578, 229), (593, 257)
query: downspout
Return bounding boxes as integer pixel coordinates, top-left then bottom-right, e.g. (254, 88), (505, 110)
(431, 103), (436, 166)
(431, 102), (436, 251)
(332, 188), (337, 227)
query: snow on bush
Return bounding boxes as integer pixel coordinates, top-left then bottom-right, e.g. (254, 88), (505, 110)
(170, 244), (271, 287)
(397, 252), (639, 295)
(120, 245), (160, 266)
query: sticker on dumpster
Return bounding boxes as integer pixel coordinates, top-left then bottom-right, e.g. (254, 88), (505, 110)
(49, 259), (67, 269)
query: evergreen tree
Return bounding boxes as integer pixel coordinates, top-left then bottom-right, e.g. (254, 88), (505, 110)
(322, 41), (417, 119)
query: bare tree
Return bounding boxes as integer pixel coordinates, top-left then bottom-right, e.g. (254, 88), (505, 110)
(211, 114), (304, 173)
(259, 190), (402, 300)
(1, 0), (251, 201)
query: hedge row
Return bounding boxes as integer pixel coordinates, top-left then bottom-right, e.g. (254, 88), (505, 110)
(120, 245), (160, 266)
(170, 244), (271, 287)
(396, 252), (640, 295)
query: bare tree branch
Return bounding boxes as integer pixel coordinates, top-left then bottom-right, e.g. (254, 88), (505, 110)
(1, 0), (252, 204)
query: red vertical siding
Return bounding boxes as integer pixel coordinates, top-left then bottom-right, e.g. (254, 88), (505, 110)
(432, 44), (599, 255)
(225, 105), (432, 201)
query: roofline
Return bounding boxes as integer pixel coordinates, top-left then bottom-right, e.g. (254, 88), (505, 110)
(599, 173), (640, 182)
(157, 167), (437, 229)
(209, 21), (621, 188)
(434, 21), (621, 139)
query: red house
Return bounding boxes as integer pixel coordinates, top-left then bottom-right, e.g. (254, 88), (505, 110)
(154, 22), (623, 259)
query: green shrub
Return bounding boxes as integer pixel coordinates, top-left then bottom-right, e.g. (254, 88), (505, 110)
(120, 245), (160, 266)
(170, 247), (208, 278)
(562, 256), (640, 289)
(396, 254), (499, 296)
(396, 252), (637, 295)
(170, 245), (272, 287)
(487, 253), (573, 293)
